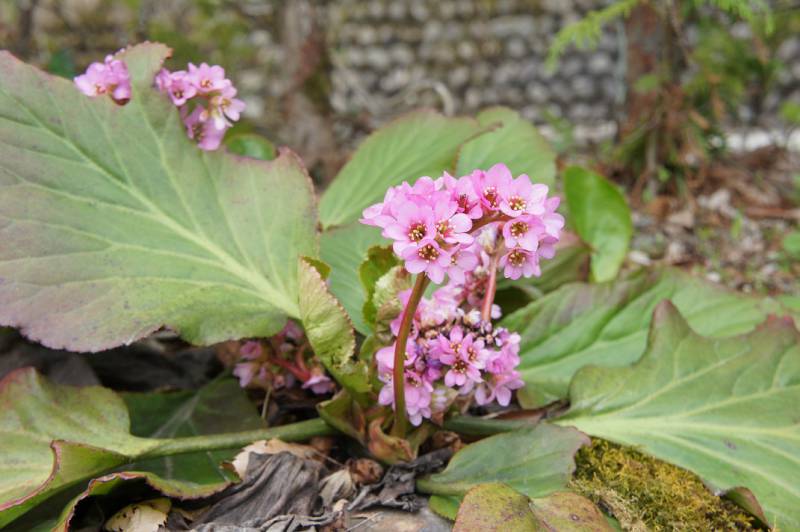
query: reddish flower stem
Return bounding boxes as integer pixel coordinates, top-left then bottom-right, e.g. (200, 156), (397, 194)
(268, 355), (309, 382)
(481, 252), (500, 321)
(390, 273), (430, 438)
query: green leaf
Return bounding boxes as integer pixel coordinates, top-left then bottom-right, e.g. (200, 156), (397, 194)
(453, 483), (539, 531)
(564, 166), (632, 282)
(416, 424), (588, 498)
(52, 470), (230, 532)
(224, 132), (277, 161)
(453, 485), (613, 532)
(455, 107), (556, 187)
(360, 246), (400, 331)
(298, 258), (371, 395)
(429, 495), (462, 520)
(529, 491), (615, 531)
(0, 44), (318, 351)
(502, 268), (794, 408)
(0, 368), (156, 527)
(122, 377), (266, 484)
(319, 110), (482, 228)
(320, 223), (387, 334)
(558, 302), (800, 530)
(0, 368), (334, 528)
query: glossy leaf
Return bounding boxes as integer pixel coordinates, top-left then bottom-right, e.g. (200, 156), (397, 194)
(298, 259), (371, 395)
(319, 110), (482, 228)
(564, 166), (632, 282)
(0, 44), (318, 351)
(558, 302), (800, 530)
(502, 268), (795, 407)
(455, 106), (556, 187)
(417, 424), (588, 498)
(320, 223), (387, 334)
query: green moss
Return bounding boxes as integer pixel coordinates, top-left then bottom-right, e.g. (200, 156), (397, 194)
(571, 439), (760, 531)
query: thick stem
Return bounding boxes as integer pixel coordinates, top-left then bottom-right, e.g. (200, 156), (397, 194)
(141, 418), (335, 459)
(480, 253), (500, 321)
(390, 274), (431, 438)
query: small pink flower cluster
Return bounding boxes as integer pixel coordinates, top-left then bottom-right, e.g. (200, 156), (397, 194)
(234, 321), (334, 396)
(155, 63), (245, 151)
(74, 53), (131, 104)
(361, 163), (564, 282)
(74, 53), (244, 151)
(375, 263), (524, 426)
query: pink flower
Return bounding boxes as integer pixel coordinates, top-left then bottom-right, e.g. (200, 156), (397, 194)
(184, 106), (226, 151)
(302, 368), (335, 395)
(445, 246), (479, 284)
(74, 55), (131, 103)
(383, 201), (436, 255)
(401, 238), (451, 283)
(475, 371), (524, 406)
(498, 175), (549, 218)
(501, 215), (543, 251)
(472, 164), (513, 212)
(444, 173), (483, 219)
(188, 62), (228, 94)
(500, 247), (541, 279)
(156, 69), (197, 106)
(433, 199), (473, 245)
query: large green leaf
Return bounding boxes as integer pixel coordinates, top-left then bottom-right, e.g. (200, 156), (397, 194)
(320, 223), (386, 334)
(564, 166), (632, 282)
(502, 268), (795, 407)
(557, 302), (800, 530)
(0, 44), (318, 351)
(417, 424), (588, 499)
(319, 110), (482, 228)
(455, 106), (556, 187)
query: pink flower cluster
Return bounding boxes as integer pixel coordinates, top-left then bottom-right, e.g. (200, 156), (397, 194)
(234, 321), (334, 396)
(155, 63), (245, 151)
(375, 277), (524, 426)
(74, 53), (131, 104)
(74, 53), (244, 151)
(361, 164), (564, 282)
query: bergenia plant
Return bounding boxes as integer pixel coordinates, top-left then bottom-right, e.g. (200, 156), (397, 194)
(360, 165), (563, 434)
(0, 42), (797, 531)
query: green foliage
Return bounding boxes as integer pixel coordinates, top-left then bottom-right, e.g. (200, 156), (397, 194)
(546, 0), (640, 70)
(0, 44), (318, 352)
(564, 166), (632, 282)
(417, 424), (589, 500)
(455, 106), (556, 187)
(572, 439), (759, 531)
(319, 110), (483, 228)
(224, 133), (277, 161)
(0, 368), (333, 528)
(298, 259), (371, 396)
(453, 484), (539, 531)
(502, 268), (796, 407)
(320, 223), (387, 334)
(559, 302), (800, 529)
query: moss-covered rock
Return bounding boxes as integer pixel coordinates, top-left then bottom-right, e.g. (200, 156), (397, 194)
(571, 439), (760, 531)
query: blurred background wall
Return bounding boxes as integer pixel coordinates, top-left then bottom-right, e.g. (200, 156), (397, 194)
(1, 0), (798, 166)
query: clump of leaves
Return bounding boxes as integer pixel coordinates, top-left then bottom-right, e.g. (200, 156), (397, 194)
(572, 439), (759, 531)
